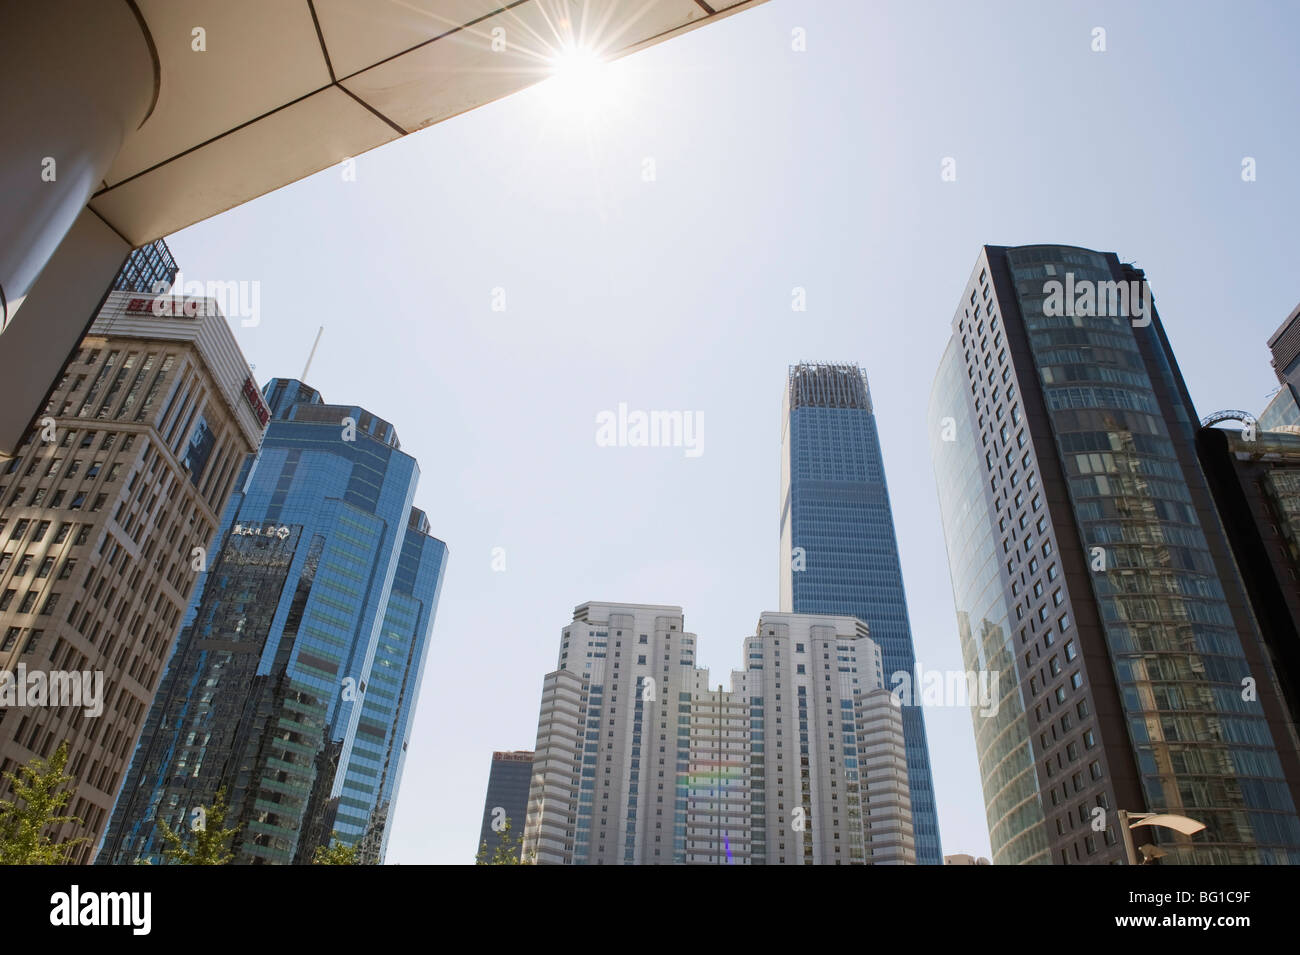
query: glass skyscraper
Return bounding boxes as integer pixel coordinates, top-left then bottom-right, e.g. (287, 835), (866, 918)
(99, 378), (447, 864)
(111, 239), (179, 295)
(928, 244), (1300, 864)
(779, 363), (942, 864)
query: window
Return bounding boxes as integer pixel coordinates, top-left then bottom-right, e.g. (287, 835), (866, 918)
(35, 557), (54, 579)
(1064, 640), (1076, 662)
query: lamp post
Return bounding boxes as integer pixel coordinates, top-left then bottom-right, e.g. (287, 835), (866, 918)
(1117, 810), (1206, 864)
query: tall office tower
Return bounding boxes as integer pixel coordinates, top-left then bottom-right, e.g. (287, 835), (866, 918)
(100, 378), (448, 865)
(111, 240), (179, 295)
(735, 612), (913, 865)
(0, 289), (265, 862)
(521, 603), (914, 865)
(683, 668), (751, 865)
(779, 362), (941, 863)
(928, 243), (1300, 865)
(1197, 425), (1300, 738)
(476, 750), (535, 862)
(1198, 300), (1300, 743)
(523, 602), (699, 866)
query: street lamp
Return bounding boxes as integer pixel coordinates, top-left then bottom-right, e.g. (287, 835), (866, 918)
(1117, 810), (1206, 864)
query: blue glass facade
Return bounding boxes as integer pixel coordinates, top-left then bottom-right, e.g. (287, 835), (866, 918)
(99, 378), (447, 864)
(780, 363), (942, 864)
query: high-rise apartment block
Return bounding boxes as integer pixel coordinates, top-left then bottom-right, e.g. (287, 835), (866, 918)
(780, 362), (941, 863)
(521, 602), (913, 865)
(682, 670), (751, 864)
(0, 289), (265, 861)
(100, 378), (447, 864)
(735, 612), (913, 865)
(476, 749), (534, 861)
(928, 244), (1300, 865)
(523, 603), (698, 865)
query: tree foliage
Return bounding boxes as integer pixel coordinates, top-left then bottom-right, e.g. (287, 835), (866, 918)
(476, 817), (534, 865)
(0, 741), (87, 865)
(313, 834), (361, 865)
(158, 787), (240, 865)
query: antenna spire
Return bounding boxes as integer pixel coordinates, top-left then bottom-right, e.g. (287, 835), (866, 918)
(301, 325), (324, 381)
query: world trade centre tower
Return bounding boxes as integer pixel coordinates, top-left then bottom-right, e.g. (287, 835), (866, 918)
(779, 363), (941, 864)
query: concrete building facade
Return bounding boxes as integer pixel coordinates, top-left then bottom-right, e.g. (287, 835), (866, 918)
(0, 289), (265, 861)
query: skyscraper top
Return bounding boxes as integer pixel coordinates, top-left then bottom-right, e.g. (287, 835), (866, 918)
(111, 238), (179, 294)
(787, 362), (872, 412)
(262, 376), (401, 449)
(1267, 300), (1300, 386)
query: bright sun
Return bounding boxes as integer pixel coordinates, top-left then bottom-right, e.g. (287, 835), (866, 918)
(544, 44), (617, 113)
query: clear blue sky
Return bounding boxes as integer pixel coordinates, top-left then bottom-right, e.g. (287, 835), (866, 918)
(164, 0), (1300, 863)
